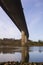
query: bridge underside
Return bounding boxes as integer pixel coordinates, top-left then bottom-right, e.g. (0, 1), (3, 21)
(0, 0), (29, 38)
(0, 1), (29, 62)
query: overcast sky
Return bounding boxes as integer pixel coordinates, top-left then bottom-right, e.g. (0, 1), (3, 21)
(0, 0), (43, 41)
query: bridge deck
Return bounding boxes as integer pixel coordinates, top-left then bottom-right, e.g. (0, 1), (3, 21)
(0, 0), (29, 38)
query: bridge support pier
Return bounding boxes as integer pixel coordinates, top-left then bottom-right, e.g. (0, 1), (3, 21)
(21, 31), (29, 62)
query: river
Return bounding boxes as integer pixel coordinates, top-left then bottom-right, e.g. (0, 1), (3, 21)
(0, 46), (43, 62)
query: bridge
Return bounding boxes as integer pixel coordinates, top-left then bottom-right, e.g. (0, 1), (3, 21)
(0, 0), (29, 62)
(0, 0), (29, 38)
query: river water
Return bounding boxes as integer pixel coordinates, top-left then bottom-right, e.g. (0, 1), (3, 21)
(0, 46), (43, 62)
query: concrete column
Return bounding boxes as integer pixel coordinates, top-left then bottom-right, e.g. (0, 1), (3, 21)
(34, 63), (36, 65)
(21, 31), (29, 62)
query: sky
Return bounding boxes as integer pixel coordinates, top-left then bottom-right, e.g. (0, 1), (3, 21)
(0, 0), (43, 41)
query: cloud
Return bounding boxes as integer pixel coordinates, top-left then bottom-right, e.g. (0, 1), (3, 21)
(0, 7), (21, 39)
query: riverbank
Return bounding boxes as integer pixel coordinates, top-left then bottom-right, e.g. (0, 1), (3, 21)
(0, 39), (43, 47)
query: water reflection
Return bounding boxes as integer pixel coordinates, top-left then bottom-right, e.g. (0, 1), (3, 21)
(29, 46), (43, 62)
(0, 52), (21, 62)
(29, 46), (43, 52)
(0, 46), (43, 62)
(29, 51), (43, 62)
